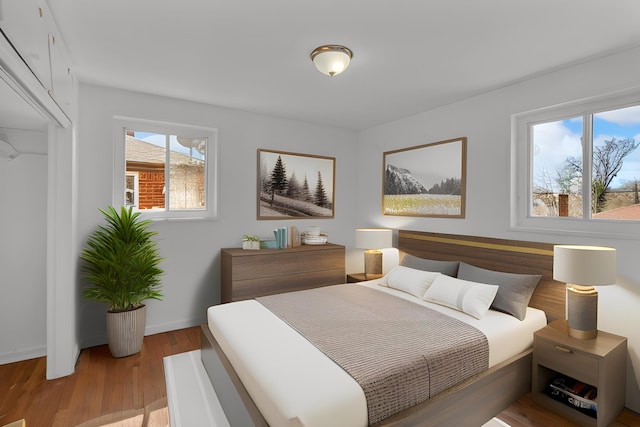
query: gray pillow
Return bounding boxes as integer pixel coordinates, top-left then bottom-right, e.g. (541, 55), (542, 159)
(457, 262), (541, 321)
(400, 254), (459, 277)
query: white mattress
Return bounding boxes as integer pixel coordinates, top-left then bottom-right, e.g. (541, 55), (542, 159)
(207, 281), (547, 427)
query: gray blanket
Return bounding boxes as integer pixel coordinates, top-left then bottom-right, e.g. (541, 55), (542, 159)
(256, 284), (489, 424)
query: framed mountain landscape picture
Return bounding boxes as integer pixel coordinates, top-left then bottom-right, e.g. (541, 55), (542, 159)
(383, 137), (467, 218)
(258, 149), (335, 220)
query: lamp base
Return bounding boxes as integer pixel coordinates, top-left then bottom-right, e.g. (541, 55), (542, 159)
(364, 250), (383, 280)
(567, 285), (598, 340)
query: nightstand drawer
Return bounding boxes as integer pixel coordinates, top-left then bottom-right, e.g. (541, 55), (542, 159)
(535, 337), (598, 385)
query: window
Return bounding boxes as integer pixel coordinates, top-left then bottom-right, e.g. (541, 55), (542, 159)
(113, 117), (217, 220)
(125, 172), (139, 207)
(512, 90), (640, 237)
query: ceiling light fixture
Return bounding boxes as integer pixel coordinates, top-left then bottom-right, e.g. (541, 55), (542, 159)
(310, 45), (353, 77)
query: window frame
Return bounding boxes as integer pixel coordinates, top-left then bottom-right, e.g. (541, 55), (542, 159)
(125, 171), (140, 207)
(113, 116), (218, 221)
(511, 88), (640, 238)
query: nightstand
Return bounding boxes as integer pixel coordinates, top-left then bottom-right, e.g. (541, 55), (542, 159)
(346, 273), (382, 283)
(532, 319), (627, 427)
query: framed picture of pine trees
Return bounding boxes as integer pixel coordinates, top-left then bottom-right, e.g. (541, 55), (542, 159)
(383, 137), (467, 218)
(257, 149), (336, 220)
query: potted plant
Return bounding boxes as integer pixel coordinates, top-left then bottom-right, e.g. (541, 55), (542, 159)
(81, 206), (164, 357)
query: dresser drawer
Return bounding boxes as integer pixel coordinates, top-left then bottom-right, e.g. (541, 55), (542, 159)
(221, 244), (346, 302)
(297, 249), (344, 271)
(535, 336), (598, 385)
(231, 252), (299, 280)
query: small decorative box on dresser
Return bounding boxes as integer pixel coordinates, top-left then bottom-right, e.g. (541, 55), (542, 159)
(532, 319), (627, 427)
(221, 243), (345, 303)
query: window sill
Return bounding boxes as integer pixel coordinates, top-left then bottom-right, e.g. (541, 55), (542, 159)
(509, 217), (640, 240)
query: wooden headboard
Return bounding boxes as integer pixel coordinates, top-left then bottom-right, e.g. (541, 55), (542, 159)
(398, 230), (565, 322)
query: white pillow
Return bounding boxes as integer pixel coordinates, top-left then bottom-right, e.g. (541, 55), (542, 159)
(383, 266), (440, 298)
(422, 275), (499, 319)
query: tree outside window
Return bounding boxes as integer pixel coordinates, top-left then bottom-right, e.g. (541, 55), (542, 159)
(532, 105), (640, 220)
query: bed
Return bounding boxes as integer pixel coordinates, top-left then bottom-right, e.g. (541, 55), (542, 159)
(201, 230), (566, 426)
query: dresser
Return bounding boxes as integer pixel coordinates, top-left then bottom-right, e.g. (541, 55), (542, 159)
(221, 243), (346, 303)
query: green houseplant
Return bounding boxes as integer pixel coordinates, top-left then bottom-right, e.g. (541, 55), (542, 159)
(81, 206), (164, 357)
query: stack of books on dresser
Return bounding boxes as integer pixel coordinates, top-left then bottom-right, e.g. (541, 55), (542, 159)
(545, 374), (597, 418)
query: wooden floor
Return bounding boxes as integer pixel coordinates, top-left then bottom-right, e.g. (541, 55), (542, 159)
(0, 327), (199, 427)
(1, 326), (638, 427)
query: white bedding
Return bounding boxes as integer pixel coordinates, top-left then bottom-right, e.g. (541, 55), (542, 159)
(207, 280), (547, 427)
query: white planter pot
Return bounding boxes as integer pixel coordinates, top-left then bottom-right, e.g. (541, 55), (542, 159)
(106, 305), (146, 358)
(242, 240), (260, 250)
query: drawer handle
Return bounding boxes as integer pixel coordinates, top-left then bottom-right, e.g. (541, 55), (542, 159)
(555, 345), (573, 354)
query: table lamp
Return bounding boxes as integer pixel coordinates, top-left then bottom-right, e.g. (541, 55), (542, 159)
(355, 228), (392, 279)
(553, 245), (616, 339)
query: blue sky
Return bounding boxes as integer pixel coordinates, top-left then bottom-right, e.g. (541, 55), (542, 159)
(134, 131), (206, 160)
(533, 104), (640, 191)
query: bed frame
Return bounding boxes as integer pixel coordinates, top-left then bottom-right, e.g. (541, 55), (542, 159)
(200, 230), (565, 426)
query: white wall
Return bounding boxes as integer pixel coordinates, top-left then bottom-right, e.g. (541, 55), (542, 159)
(76, 83), (359, 348)
(357, 46), (640, 411)
(0, 153), (47, 363)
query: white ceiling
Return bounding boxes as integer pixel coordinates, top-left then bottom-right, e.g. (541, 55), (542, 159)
(47, 0), (640, 131)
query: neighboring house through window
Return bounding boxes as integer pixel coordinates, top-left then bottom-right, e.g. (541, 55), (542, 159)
(114, 117), (217, 220)
(125, 172), (139, 207)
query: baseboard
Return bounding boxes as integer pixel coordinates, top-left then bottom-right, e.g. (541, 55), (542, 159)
(0, 345), (46, 365)
(144, 316), (206, 336)
(78, 316), (206, 350)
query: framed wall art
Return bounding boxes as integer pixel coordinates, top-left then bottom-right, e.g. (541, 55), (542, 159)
(383, 137), (466, 218)
(257, 149), (336, 220)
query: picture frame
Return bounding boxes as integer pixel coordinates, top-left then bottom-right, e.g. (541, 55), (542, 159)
(383, 137), (467, 218)
(258, 149), (336, 220)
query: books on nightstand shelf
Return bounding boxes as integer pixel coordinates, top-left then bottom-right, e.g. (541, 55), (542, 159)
(545, 374), (598, 418)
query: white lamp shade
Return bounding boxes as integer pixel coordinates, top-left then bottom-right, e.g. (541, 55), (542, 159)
(553, 245), (616, 286)
(310, 45), (352, 76)
(355, 228), (392, 250)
